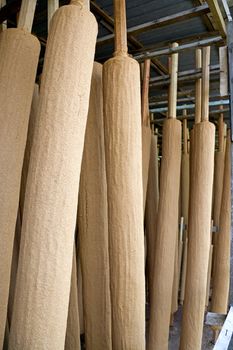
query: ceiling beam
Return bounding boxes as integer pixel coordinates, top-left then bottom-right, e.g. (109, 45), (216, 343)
(134, 35), (223, 60)
(97, 3), (210, 44)
(206, 0), (227, 38)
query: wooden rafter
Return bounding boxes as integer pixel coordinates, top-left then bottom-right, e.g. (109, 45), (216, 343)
(206, 0), (226, 38)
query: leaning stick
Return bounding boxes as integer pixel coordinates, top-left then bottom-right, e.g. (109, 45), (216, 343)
(211, 131), (231, 314)
(142, 59), (152, 212)
(179, 47), (215, 350)
(0, 1), (40, 347)
(78, 62), (112, 349)
(9, 1), (97, 349)
(103, 0), (145, 348)
(148, 42), (181, 350)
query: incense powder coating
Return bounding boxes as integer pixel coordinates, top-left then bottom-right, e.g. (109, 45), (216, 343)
(9, 5), (97, 349)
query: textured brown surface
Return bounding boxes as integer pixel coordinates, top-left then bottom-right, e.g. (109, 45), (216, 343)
(0, 28), (40, 349)
(145, 133), (159, 300)
(181, 153), (190, 226)
(9, 5), (97, 349)
(78, 62), (112, 350)
(211, 132), (231, 314)
(148, 118), (181, 350)
(142, 125), (152, 212)
(103, 55), (145, 350)
(65, 247), (81, 350)
(180, 121), (215, 350)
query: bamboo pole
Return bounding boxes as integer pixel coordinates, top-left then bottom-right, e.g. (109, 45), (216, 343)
(145, 131), (159, 301)
(78, 62), (112, 349)
(9, 2), (97, 349)
(103, 0), (145, 348)
(0, 1), (40, 347)
(195, 49), (202, 124)
(179, 47), (215, 350)
(148, 42), (181, 350)
(211, 131), (231, 314)
(142, 59), (152, 212)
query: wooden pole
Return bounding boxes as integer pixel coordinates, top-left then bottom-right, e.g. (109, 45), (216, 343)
(195, 49), (202, 124)
(48, 0), (59, 28)
(0, 1), (40, 347)
(181, 112), (190, 226)
(103, 0), (145, 347)
(179, 46), (215, 350)
(145, 131), (159, 301)
(9, 2), (97, 349)
(211, 131), (231, 314)
(78, 62), (112, 349)
(148, 42), (181, 350)
(201, 47), (210, 122)
(168, 43), (178, 118)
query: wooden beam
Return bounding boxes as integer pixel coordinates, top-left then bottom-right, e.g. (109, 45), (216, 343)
(97, 4), (210, 43)
(134, 35), (223, 60)
(206, 0), (227, 38)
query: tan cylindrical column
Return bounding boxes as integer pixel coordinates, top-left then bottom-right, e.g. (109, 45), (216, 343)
(212, 114), (226, 267)
(78, 62), (112, 349)
(103, 0), (145, 348)
(145, 132), (159, 300)
(142, 59), (152, 212)
(211, 131), (231, 313)
(148, 42), (181, 350)
(148, 119), (181, 349)
(65, 246), (81, 350)
(181, 116), (190, 226)
(180, 47), (215, 350)
(0, 29), (40, 348)
(9, 4), (97, 350)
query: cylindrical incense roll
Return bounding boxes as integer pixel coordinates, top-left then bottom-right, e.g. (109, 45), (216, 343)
(9, 4), (97, 349)
(148, 118), (181, 350)
(103, 54), (145, 349)
(65, 247), (81, 350)
(180, 121), (215, 350)
(211, 131), (231, 314)
(103, 0), (145, 348)
(142, 125), (152, 212)
(0, 29), (40, 348)
(145, 132), (159, 300)
(78, 62), (112, 349)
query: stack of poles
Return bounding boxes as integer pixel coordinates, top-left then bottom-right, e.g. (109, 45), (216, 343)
(211, 129), (231, 314)
(148, 42), (181, 350)
(78, 61), (112, 350)
(8, 1), (97, 349)
(180, 48), (202, 306)
(179, 46), (215, 350)
(179, 111), (190, 306)
(145, 122), (160, 302)
(142, 59), (152, 212)
(103, 0), (145, 348)
(0, 0), (40, 347)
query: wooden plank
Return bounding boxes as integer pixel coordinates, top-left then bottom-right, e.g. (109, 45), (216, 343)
(206, 0), (227, 38)
(17, 0), (37, 32)
(213, 307), (233, 349)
